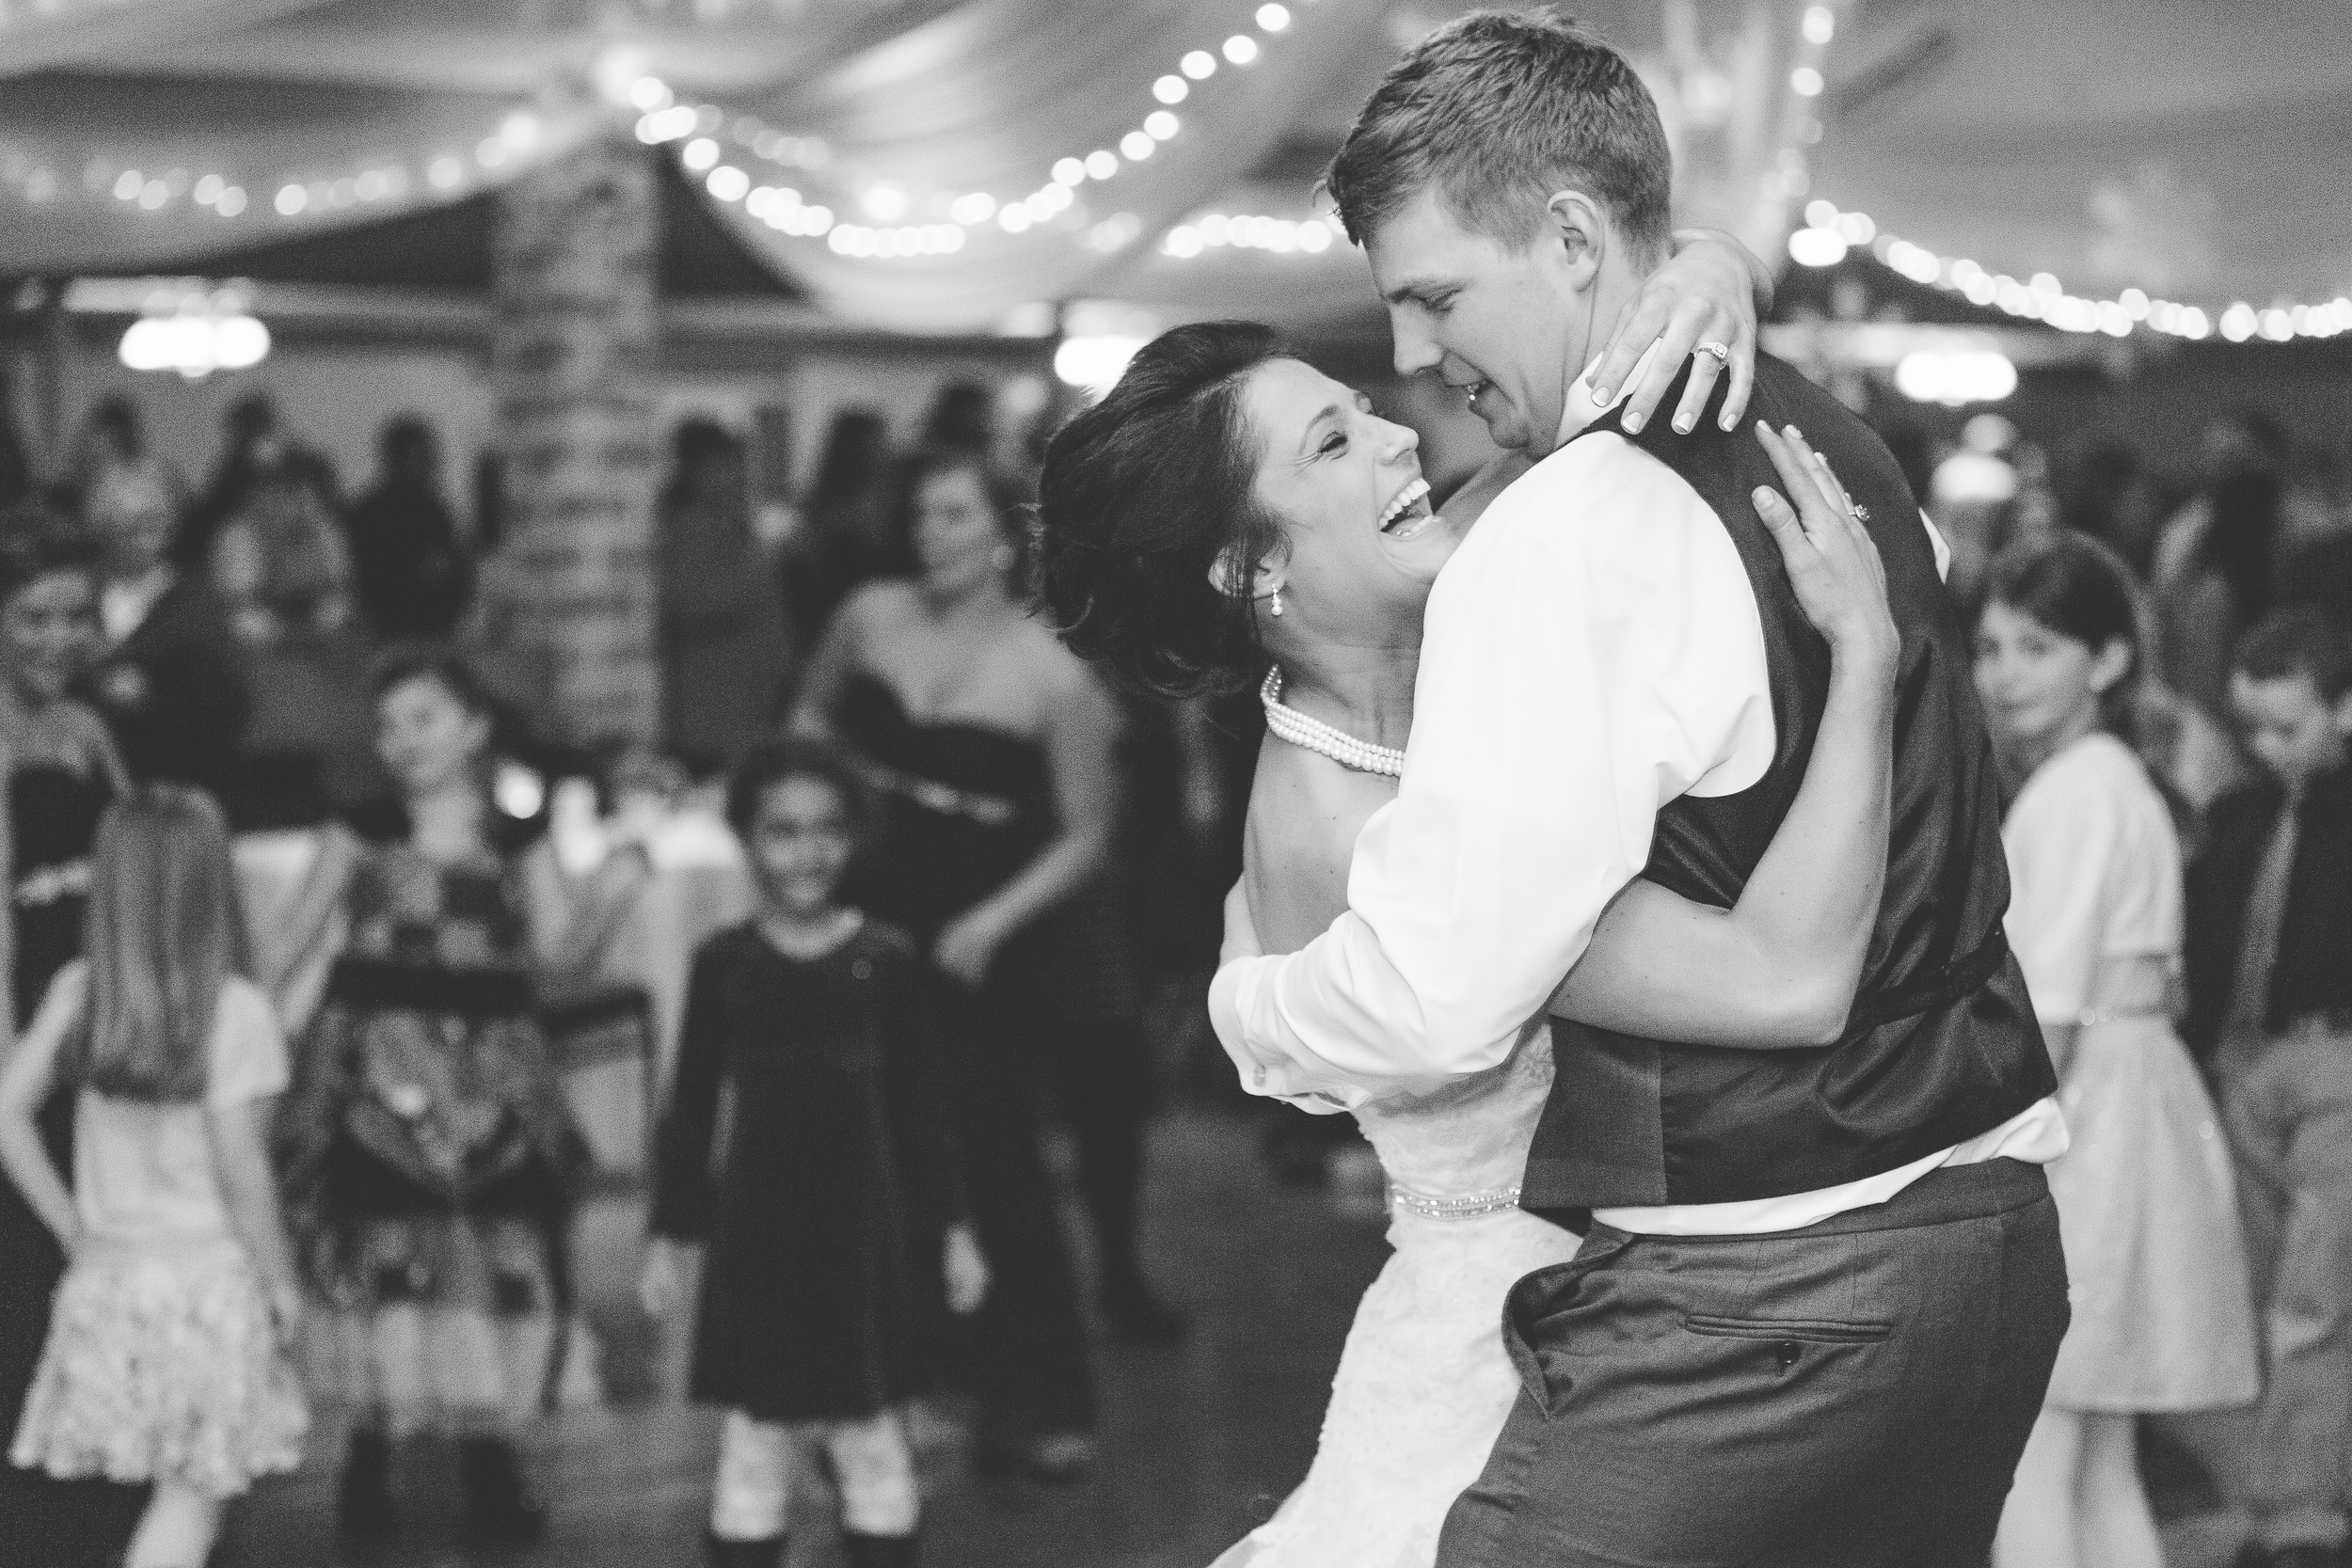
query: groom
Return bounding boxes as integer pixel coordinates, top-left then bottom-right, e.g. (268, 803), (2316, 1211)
(1210, 12), (2069, 1566)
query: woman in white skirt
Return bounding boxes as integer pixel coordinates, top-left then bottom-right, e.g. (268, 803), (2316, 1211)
(0, 788), (307, 1568)
(1977, 535), (2259, 1568)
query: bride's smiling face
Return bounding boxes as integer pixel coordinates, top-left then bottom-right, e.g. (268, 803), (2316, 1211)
(1237, 358), (1458, 631)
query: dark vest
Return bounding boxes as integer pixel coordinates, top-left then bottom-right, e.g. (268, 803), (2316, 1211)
(1523, 355), (2055, 1220)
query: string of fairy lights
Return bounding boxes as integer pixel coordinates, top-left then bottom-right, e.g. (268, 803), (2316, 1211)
(1153, 1), (1844, 266)
(630, 0), (1311, 261)
(1788, 200), (2352, 343)
(0, 107), (565, 230)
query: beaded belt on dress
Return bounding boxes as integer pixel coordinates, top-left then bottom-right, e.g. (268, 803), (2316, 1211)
(1389, 1183), (1523, 1220)
(849, 756), (1021, 827)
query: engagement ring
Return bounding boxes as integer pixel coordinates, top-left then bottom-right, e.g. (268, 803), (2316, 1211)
(1699, 340), (1731, 363)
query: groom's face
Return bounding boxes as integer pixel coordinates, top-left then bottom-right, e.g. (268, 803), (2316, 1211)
(1364, 189), (1584, 455)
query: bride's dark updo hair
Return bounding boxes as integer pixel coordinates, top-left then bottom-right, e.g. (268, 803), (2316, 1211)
(1036, 321), (1291, 698)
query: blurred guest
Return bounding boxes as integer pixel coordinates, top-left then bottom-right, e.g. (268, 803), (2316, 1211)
(794, 450), (1176, 1478)
(2153, 407), (2291, 714)
(176, 394), (283, 573)
(0, 415), (30, 513)
(211, 467), (355, 644)
(2278, 443), (2344, 559)
(1976, 536), (2257, 1568)
(2060, 438), (2162, 575)
(658, 420), (792, 776)
(2185, 610), (2352, 1568)
(2161, 468), (2284, 718)
(78, 464), (249, 804)
(347, 418), (473, 642)
(470, 450), (508, 556)
(919, 382), (994, 458)
(58, 396), (179, 523)
(213, 474), (379, 828)
(2276, 438), (2352, 634)
(0, 519), (143, 1565)
(274, 654), (647, 1544)
(781, 409), (899, 657)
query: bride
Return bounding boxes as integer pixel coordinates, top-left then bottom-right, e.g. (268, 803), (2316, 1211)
(1033, 309), (1901, 1562)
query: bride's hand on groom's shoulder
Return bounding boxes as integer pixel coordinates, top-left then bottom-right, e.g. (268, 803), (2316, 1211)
(1752, 424), (1898, 679)
(1589, 228), (1767, 437)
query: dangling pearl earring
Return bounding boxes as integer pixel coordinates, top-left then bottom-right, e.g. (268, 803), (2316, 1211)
(1269, 587), (1284, 618)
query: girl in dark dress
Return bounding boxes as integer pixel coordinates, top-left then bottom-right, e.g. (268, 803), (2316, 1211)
(642, 740), (986, 1568)
(0, 523), (141, 1565)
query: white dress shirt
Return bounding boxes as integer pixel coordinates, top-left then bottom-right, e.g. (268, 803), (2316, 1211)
(1210, 369), (2061, 1236)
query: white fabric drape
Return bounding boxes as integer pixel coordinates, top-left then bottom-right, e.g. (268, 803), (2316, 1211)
(702, 0), (1390, 330)
(0, 0), (337, 79)
(4, 0), (2347, 325)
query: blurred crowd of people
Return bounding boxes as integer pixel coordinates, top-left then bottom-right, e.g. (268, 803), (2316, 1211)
(0, 377), (1245, 1568)
(1899, 402), (2352, 820)
(1866, 403), (2352, 1568)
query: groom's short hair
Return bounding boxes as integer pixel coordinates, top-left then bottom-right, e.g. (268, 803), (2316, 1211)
(1324, 8), (1672, 259)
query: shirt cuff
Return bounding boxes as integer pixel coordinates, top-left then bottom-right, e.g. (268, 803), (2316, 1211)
(1207, 956), (1367, 1113)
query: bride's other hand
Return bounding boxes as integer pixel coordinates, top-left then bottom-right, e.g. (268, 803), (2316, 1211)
(1587, 228), (1769, 437)
(1752, 423), (1898, 681)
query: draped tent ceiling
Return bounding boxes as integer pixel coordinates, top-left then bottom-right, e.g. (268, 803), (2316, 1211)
(1, 0), (2345, 335)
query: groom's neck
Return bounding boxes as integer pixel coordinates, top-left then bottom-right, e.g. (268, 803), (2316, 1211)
(1569, 245), (1662, 380)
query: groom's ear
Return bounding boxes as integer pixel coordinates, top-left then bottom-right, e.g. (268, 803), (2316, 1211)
(1543, 189), (1607, 290)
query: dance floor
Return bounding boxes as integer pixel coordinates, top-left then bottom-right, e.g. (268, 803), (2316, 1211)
(218, 1111), (1388, 1567)
(215, 1108), (2249, 1568)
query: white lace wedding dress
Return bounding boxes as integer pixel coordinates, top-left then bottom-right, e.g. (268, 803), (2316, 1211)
(1212, 1022), (1578, 1568)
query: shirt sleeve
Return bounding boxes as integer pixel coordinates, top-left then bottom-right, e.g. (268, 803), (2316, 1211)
(206, 977), (291, 1107)
(2001, 753), (2122, 1026)
(648, 940), (730, 1241)
(1209, 435), (1773, 1101)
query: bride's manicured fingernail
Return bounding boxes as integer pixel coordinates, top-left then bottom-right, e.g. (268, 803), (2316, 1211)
(1675, 415), (1693, 433)
(1592, 385), (1613, 404)
(1622, 410), (1645, 432)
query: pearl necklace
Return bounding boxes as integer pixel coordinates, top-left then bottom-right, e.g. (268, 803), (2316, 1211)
(1260, 668), (1407, 778)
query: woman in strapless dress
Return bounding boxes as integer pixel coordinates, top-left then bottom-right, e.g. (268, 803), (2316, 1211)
(1033, 314), (1906, 1567)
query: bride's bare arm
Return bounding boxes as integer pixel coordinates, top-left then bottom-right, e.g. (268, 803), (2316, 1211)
(1550, 425), (1899, 1049)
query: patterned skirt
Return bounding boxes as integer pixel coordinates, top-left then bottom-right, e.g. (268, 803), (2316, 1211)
(10, 1238), (308, 1498)
(297, 1211), (592, 1434)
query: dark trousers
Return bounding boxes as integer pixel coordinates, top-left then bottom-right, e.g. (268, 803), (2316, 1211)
(950, 998), (1099, 1439)
(2223, 1029), (2352, 1549)
(1034, 1015), (1155, 1293)
(1436, 1158), (2069, 1568)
